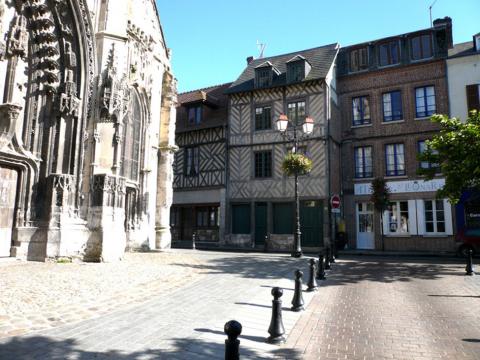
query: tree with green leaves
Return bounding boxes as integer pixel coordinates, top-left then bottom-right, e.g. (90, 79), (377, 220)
(370, 177), (391, 251)
(418, 111), (480, 204)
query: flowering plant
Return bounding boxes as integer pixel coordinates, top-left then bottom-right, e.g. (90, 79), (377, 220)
(281, 153), (312, 176)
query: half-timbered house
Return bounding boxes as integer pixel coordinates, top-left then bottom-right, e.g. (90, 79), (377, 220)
(224, 45), (341, 252)
(171, 83), (230, 247)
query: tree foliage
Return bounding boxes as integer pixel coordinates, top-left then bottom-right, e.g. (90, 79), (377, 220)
(418, 111), (480, 204)
(370, 177), (390, 213)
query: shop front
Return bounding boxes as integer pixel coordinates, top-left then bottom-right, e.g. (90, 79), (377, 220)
(353, 179), (455, 252)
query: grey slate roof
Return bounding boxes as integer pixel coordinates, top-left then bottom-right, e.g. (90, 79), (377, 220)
(226, 43), (339, 94)
(448, 41), (478, 58)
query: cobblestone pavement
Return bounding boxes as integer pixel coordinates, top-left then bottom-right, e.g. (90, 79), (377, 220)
(0, 251), (205, 339)
(288, 256), (480, 360)
(1, 252), (479, 359)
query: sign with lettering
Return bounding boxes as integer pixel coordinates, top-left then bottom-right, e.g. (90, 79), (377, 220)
(354, 179), (445, 196)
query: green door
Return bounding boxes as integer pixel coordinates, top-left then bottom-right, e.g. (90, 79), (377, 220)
(300, 200), (323, 247)
(255, 203), (267, 245)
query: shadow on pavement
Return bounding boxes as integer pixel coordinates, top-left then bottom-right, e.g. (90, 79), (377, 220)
(173, 253), (466, 285)
(171, 253), (310, 280)
(0, 335), (303, 359)
(315, 256), (467, 286)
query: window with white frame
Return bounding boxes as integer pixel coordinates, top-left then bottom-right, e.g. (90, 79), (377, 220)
(415, 86), (436, 118)
(352, 96), (371, 126)
(382, 91), (403, 121)
(385, 143), (405, 176)
(387, 201), (409, 234)
(424, 200), (445, 233)
(354, 146), (373, 178)
(418, 140), (439, 171)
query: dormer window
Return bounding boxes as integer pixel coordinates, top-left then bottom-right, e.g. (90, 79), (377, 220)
(188, 105), (202, 125)
(349, 47), (368, 72)
(411, 34), (433, 60)
(378, 40), (400, 67)
(474, 33), (480, 52)
(287, 55), (310, 83)
(256, 68), (271, 87)
(255, 61), (279, 88)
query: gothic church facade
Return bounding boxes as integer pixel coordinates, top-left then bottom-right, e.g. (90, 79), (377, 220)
(0, 0), (176, 261)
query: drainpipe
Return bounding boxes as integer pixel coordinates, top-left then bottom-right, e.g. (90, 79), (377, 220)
(324, 81), (333, 249)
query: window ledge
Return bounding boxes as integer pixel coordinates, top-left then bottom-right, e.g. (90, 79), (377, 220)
(378, 63), (401, 69)
(385, 234), (411, 237)
(384, 175), (408, 179)
(351, 123), (373, 129)
(414, 117), (432, 121)
(381, 119), (404, 124)
(422, 234), (448, 237)
(354, 177), (374, 182)
(410, 56), (435, 64)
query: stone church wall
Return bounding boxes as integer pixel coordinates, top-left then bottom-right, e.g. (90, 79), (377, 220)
(0, 0), (176, 262)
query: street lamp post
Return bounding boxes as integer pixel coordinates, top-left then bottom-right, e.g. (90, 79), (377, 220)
(275, 114), (314, 258)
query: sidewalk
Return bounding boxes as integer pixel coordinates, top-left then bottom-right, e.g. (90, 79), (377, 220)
(288, 256), (480, 360)
(0, 251), (317, 359)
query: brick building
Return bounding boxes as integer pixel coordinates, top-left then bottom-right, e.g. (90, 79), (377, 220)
(338, 18), (455, 252)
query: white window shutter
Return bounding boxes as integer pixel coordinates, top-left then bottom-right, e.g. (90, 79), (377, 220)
(383, 210), (389, 235)
(416, 200), (425, 235)
(444, 199), (453, 235)
(408, 200), (418, 235)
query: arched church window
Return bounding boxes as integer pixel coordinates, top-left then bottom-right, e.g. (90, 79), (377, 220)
(121, 90), (142, 182)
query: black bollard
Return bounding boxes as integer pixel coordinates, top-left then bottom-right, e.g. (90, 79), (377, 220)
(267, 287), (286, 344)
(224, 320), (242, 360)
(465, 249), (475, 276)
(306, 258), (318, 292)
(263, 234), (268, 252)
(330, 246), (336, 263)
(325, 248), (331, 270)
(291, 269), (305, 312)
(192, 232), (196, 250)
(334, 244), (339, 259)
(316, 252), (326, 280)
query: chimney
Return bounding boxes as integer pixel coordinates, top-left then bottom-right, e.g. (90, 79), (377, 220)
(246, 56), (254, 64)
(433, 17), (453, 49)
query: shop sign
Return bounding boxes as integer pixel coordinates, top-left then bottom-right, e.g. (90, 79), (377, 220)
(354, 179), (445, 196)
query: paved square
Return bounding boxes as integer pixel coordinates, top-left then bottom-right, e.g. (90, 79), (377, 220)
(0, 251), (479, 359)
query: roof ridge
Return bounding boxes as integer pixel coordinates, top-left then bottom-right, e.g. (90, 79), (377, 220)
(179, 82), (233, 95)
(249, 42), (339, 64)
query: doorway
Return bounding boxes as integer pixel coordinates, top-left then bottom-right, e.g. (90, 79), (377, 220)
(0, 166), (18, 257)
(300, 200), (323, 247)
(356, 202), (375, 249)
(255, 202), (267, 246)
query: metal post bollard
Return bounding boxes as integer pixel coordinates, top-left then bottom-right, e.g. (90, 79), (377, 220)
(330, 246), (336, 263)
(291, 269), (305, 312)
(192, 232), (196, 250)
(224, 320), (242, 360)
(316, 252), (326, 280)
(267, 287), (286, 343)
(325, 248), (331, 270)
(306, 258), (318, 292)
(466, 249), (475, 276)
(264, 234), (268, 252)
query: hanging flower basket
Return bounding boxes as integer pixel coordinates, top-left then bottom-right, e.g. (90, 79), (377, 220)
(282, 153), (312, 176)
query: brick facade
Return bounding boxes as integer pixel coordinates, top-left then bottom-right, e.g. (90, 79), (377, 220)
(338, 22), (456, 252)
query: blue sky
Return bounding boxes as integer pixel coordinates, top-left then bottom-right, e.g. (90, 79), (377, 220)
(156, 0), (479, 93)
